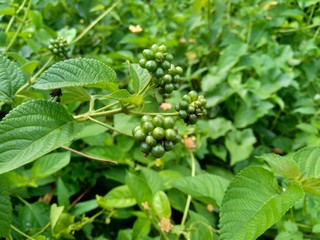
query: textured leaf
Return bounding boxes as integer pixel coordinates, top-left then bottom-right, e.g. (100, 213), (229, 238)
(0, 176), (12, 237)
(206, 118), (233, 140)
(34, 58), (119, 91)
(129, 63), (150, 93)
(0, 55), (26, 103)
(260, 153), (300, 179)
(0, 100), (80, 174)
(104, 89), (143, 106)
(141, 168), (165, 194)
(301, 178), (320, 197)
(126, 172), (153, 205)
(293, 147), (320, 179)
(219, 166), (304, 240)
(173, 174), (229, 207)
(225, 129), (257, 165)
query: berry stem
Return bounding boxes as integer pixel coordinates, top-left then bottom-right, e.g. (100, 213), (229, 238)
(180, 150), (196, 226)
(5, 0), (28, 33)
(88, 116), (133, 137)
(128, 110), (179, 116)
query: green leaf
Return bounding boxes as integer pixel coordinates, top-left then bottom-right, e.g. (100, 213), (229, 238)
(34, 58), (119, 91)
(292, 147), (320, 179)
(0, 55), (26, 103)
(259, 153), (300, 179)
(104, 89), (143, 106)
(31, 152), (71, 180)
(60, 87), (91, 104)
(225, 129), (257, 165)
(126, 172), (153, 206)
(152, 191), (171, 218)
(301, 178), (320, 197)
(132, 217), (151, 240)
(141, 168), (165, 194)
(97, 185), (136, 209)
(129, 63), (150, 93)
(234, 100), (273, 128)
(186, 211), (213, 240)
(50, 204), (64, 230)
(0, 176), (12, 238)
(173, 174), (229, 207)
(202, 118), (233, 140)
(219, 166), (304, 240)
(21, 60), (39, 75)
(0, 100), (80, 174)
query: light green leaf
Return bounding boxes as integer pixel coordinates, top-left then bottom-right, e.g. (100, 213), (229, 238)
(152, 191), (171, 219)
(31, 152), (71, 180)
(50, 204), (64, 230)
(173, 174), (229, 207)
(293, 147), (320, 179)
(225, 129), (257, 165)
(132, 217), (151, 240)
(60, 87), (90, 104)
(259, 153), (300, 179)
(187, 211), (213, 240)
(21, 60), (39, 75)
(97, 185), (136, 209)
(126, 172), (153, 206)
(0, 55), (26, 103)
(0, 176), (12, 238)
(0, 100), (80, 174)
(129, 63), (150, 94)
(104, 89), (143, 106)
(141, 168), (165, 194)
(219, 166), (304, 240)
(301, 178), (320, 197)
(34, 58), (119, 91)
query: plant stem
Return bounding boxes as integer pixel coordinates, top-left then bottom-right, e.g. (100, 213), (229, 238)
(95, 101), (120, 112)
(11, 225), (35, 240)
(88, 116), (133, 137)
(75, 107), (124, 120)
(16, 56), (54, 95)
(4, 0), (32, 53)
(180, 151), (196, 226)
(5, 0), (28, 33)
(72, 1), (121, 44)
(61, 145), (117, 164)
(32, 222), (51, 237)
(128, 110), (179, 116)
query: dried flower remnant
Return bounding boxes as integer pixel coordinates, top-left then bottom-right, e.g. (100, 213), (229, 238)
(142, 201), (150, 210)
(160, 102), (172, 110)
(183, 136), (196, 150)
(158, 217), (173, 233)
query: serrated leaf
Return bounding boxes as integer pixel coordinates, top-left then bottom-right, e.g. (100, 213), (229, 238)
(103, 89), (143, 106)
(219, 166), (304, 240)
(292, 147), (320, 179)
(129, 63), (151, 93)
(152, 191), (171, 218)
(0, 55), (26, 103)
(173, 174), (229, 207)
(34, 58), (119, 91)
(259, 153), (300, 179)
(0, 176), (12, 238)
(225, 129), (257, 165)
(0, 100), (80, 174)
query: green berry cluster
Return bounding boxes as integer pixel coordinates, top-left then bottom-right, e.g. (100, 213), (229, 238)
(48, 36), (69, 57)
(132, 115), (181, 158)
(139, 44), (183, 95)
(176, 91), (207, 125)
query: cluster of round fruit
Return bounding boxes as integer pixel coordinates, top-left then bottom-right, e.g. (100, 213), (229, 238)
(132, 115), (181, 158)
(48, 36), (70, 57)
(176, 90), (207, 125)
(138, 44), (183, 95)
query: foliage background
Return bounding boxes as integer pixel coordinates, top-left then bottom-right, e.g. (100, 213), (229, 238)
(1, 0), (320, 239)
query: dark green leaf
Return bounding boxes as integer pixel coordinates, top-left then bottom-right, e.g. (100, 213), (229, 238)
(0, 176), (12, 238)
